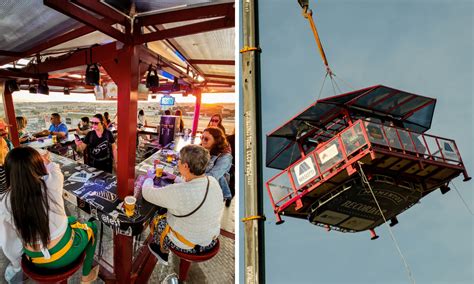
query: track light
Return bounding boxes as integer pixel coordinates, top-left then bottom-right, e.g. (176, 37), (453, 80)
(172, 77), (180, 92)
(63, 87), (70, 95)
(29, 85), (37, 94)
(146, 64), (159, 89)
(85, 63), (100, 85)
(37, 80), (49, 95)
(6, 80), (19, 92)
(440, 184), (451, 194)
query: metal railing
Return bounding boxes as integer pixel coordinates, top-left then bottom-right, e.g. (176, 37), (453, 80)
(266, 119), (465, 211)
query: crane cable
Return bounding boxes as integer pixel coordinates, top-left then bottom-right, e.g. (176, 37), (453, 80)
(299, 1), (357, 96)
(451, 181), (473, 216)
(357, 162), (416, 284)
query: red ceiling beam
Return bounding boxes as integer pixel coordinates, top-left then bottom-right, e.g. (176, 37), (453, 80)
(138, 16), (235, 44)
(204, 74), (235, 79)
(206, 79), (234, 86)
(0, 69), (40, 80)
(73, 0), (129, 24)
(139, 2), (234, 26)
(0, 25), (96, 66)
(44, 0), (128, 43)
(188, 59), (235, 65)
(23, 42), (119, 74)
(0, 50), (25, 57)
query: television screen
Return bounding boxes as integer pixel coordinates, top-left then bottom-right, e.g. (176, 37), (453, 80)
(160, 95), (175, 106)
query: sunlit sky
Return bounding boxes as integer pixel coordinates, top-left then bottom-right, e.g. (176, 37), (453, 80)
(240, 0), (473, 284)
(12, 90), (235, 104)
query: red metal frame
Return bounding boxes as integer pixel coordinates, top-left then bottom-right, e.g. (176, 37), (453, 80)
(1, 82), (20, 147)
(266, 119), (469, 215)
(138, 17), (235, 44)
(44, 0), (128, 43)
(192, 88), (202, 136)
(139, 3), (234, 26)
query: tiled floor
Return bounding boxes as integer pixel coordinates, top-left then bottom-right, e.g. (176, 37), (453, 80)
(0, 198), (235, 283)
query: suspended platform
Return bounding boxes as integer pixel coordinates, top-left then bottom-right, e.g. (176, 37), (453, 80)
(265, 85), (471, 232)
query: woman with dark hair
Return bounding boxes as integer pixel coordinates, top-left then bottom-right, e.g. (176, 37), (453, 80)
(174, 109), (184, 133)
(207, 114), (226, 134)
(201, 127), (233, 202)
(138, 109), (148, 129)
(103, 112), (112, 128)
(75, 114), (117, 173)
(0, 147), (98, 283)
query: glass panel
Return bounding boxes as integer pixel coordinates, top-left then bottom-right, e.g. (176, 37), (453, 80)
(316, 139), (344, 173)
(383, 126), (402, 150)
(290, 155), (319, 189)
(398, 129), (415, 152)
(423, 135), (443, 160)
(341, 122), (366, 156)
(268, 171), (295, 206)
(438, 138), (460, 162)
(410, 133), (428, 156)
(364, 121), (388, 146)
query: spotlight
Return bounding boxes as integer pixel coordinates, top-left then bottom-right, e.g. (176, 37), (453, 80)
(172, 77), (180, 92)
(6, 80), (19, 92)
(29, 85), (37, 94)
(85, 63), (100, 85)
(37, 79), (49, 95)
(369, 229), (379, 240)
(63, 87), (70, 95)
(145, 65), (159, 89)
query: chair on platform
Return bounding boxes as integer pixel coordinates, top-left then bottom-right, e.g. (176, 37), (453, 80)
(169, 239), (220, 281)
(21, 252), (86, 284)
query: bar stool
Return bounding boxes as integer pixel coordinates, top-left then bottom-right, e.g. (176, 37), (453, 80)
(169, 239), (220, 281)
(21, 252), (86, 284)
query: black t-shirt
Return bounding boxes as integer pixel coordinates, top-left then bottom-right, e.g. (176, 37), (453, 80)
(84, 129), (115, 173)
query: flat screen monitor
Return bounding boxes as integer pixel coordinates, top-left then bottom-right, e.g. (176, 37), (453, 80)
(160, 95), (175, 106)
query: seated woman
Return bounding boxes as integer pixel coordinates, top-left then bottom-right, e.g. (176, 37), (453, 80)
(16, 116), (36, 143)
(201, 127), (233, 203)
(0, 130), (22, 283)
(75, 114), (117, 173)
(143, 145), (224, 264)
(0, 147), (98, 283)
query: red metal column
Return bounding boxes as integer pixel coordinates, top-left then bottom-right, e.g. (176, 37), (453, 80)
(1, 81), (20, 147)
(101, 46), (139, 284)
(191, 88), (202, 136)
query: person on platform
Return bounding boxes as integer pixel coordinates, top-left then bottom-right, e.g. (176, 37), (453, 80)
(75, 114), (117, 173)
(76, 117), (91, 136)
(207, 114), (226, 134)
(137, 109), (148, 130)
(200, 127), (233, 203)
(0, 147), (98, 283)
(16, 116), (36, 143)
(174, 109), (184, 133)
(143, 145), (223, 265)
(103, 112), (112, 128)
(34, 113), (68, 140)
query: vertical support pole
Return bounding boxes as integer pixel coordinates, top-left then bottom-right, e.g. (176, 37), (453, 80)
(113, 233), (133, 284)
(191, 88), (202, 137)
(1, 81), (20, 147)
(102, 45), (139, 284)
(243, 0), (265, 283)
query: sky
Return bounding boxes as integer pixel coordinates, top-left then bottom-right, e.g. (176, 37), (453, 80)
(240, 1), (473, 283)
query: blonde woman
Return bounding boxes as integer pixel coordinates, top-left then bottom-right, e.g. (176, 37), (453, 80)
(16, 116), (35, 143)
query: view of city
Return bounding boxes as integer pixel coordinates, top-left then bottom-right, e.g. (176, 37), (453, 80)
(0, 101), (235, 134)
